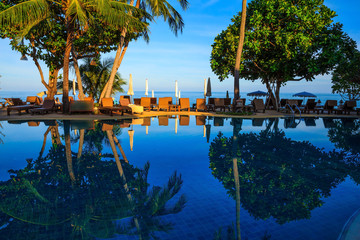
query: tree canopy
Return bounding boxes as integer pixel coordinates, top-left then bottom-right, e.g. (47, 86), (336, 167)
(211, 0), (350, 109)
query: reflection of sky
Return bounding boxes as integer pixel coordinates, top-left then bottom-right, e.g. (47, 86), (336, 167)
(0, 117), (359, 239)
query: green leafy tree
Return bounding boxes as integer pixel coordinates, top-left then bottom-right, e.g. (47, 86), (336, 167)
(0, 0), (147, 111)
(331, 45), (360, 101)
(211, 0), (348, 109)
(209, 130), (349, 224)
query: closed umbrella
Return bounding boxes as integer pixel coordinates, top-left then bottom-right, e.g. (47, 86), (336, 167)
(152, 90), (154, 98)
(178, 90), (181, 99)
(72, 79), (76, 99)
(204, 78), (207, 98)
(206, 77), (211, 97)
(145, 78), (148, 96)
(226, 90), (229, 98)
(175, 80), (178, 104)
(127, 74), (134, 103)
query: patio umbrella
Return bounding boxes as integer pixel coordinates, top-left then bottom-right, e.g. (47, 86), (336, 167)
(127, 74), (134, 103)
(128, 129), (134, 151)
(72, 79), (76, 99)
(178, 90), (181, 99)
(292, 91), (317, 98)
(152, 90), (154, 98)
(204, 78), (207, 98)
(175, 80), (178, 104)
(145, 78), (148, 96)
(247, 90), (268, 97)
(206, 78), (211, 97)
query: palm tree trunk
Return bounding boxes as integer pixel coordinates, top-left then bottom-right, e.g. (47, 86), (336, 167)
(234, 0), (247, 101)
(113, 135), (129, 163)
(71, 50), (85, 100)
(39, 127), (51, 158)
(62, 17), (74, 113)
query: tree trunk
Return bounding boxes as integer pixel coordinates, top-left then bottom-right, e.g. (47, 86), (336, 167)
(100, 41), (129, 102)
(71, 49), (85, 100)
(39, 127), (51, 158)
(234, 0), (247, 101)
(62, 17), (74, 113)
(48, 69), (60, 99)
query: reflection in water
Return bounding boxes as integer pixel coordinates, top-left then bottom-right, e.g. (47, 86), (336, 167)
(0, 121), (186, 239)
(209, 118), (360, 238)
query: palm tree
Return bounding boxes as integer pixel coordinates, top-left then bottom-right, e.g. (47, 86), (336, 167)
(101, 0), (189, 100)
(234, 0), (247, 100)
(0, 0), (147, 112)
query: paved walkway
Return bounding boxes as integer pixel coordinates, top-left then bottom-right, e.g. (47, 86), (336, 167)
(338, 208), (360, 240)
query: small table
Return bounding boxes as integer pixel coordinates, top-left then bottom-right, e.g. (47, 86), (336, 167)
(169, 104), (180, 111)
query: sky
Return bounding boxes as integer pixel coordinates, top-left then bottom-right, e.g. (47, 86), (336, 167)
(0, 0), (359, 94)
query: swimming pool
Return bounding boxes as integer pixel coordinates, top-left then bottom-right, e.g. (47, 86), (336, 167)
(0, 116), (359, 239)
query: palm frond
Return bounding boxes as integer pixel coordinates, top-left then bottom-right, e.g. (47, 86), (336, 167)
(0, 0), (50, 29)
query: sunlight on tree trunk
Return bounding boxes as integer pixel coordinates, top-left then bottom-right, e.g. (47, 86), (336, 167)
(62, 16), (74, 113)
(234, 0), (247, 101)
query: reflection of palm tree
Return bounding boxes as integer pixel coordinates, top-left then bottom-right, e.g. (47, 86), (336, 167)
(0, 122), (4, 144)
(209, 129), (348, 224)
(0, 122), (186, 239)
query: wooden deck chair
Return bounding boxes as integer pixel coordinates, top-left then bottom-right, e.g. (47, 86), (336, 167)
(252, 99), (265, 113)
(141, 97), (151, 111)
(150, 97), (157, 109)
(196, 99), (207, 112)
(179, 98), (190, 111)
(321, 100), (337, 114)
(214, 98), (225, 112)
(179, 115), (190, 126)
(342, 101), (357, 115)
(158, 98), (170, 111)
(134, 98), (141, 105)
(29, 99), (55, 115)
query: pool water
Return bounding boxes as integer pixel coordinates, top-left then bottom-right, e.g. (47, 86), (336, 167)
(0, 116), (359, 240)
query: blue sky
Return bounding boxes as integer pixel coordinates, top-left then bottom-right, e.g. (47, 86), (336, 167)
(0, 0), (359, 94)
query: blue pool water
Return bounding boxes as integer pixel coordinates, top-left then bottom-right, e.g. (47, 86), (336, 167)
(0, 116), (359, 239)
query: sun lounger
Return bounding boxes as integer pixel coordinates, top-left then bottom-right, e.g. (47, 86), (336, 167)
(300, 99), (317, 114)
(214, 98), (226, 112)
(118, 99), (134, 114)
(179, 98), (191, 111)
(99, 98), (129, 116)
(7, 96), (42, 115)
(338, 101), (358, 115)
(134, 98), (141, 105)
(252, 99), (265, 113)
(150, 97), (157, 109)
(320, 100), (337, 114)
(141, 97), (151, 111)
(158, 97), (170, 111)
(195, 99), (207, 112)
(29, 99), (55, 115)
(207, 98), (215, 111)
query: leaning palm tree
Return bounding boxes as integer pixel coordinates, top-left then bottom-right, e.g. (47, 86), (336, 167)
(0, 0), (148, 112)
(101, 0), (189, 100)
(234, 0), (247, 100)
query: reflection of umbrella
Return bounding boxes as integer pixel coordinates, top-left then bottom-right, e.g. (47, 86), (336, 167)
(145, 78), (148, 96)
(226, 90), (229, 98)
(127, 74), (134, 103)
(247, 90), (268, 97)
(206, 78), (211, 97)
(175, 116), (178, 134)
(128, 129), (134, 151)
(292, 91), (317, 98)
(203, 125), (206, 138)
(206, 124), (211, 143)
(146, 126), (148, 135)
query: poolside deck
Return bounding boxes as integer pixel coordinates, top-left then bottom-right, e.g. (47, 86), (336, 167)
(0, 107), (359, 121)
